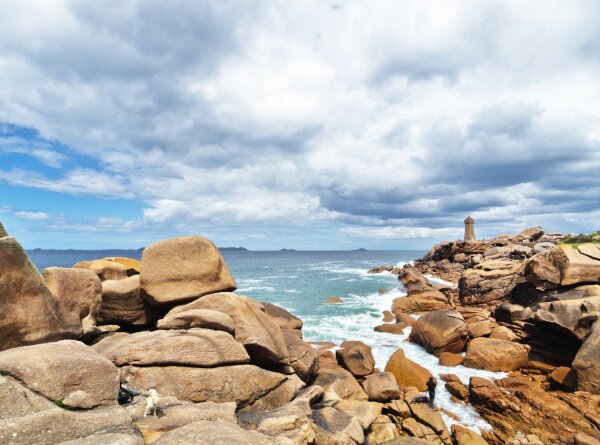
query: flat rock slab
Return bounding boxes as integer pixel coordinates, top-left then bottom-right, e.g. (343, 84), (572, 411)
(0, 340), (119, 409)
(92, 329), (249, 367)
(121, 364), (291, 410)
(152, 419), (279, 445)
(0, 405), (135, 445)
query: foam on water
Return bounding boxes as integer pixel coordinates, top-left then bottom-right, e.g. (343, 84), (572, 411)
(303, 266), (506, 434)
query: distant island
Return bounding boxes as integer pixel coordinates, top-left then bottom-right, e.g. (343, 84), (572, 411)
(353, 248), (368, 251)
(279, 248), (297, 252)
(219, 247), (249, 251)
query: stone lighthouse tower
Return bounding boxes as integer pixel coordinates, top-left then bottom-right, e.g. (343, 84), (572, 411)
(464, 216), (475, 242)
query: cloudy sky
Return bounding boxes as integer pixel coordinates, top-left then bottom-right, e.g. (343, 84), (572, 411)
(0, 1), (598, 250)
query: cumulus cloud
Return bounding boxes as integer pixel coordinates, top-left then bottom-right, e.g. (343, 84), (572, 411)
(0, 0), (598, 244)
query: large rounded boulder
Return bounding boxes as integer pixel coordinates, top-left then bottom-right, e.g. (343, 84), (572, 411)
(384, 349), (432, 391)
(572, 321), (600, 394)
(97, 275), (153, 326)
(140, 236), (237, 307)
(463, 338), (529, 372)
(0, 237), (73, 350)
(165, 292), (289, 366)
(411, 309), (469, 356)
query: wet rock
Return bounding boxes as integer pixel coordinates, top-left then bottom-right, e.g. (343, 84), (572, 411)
(391, 291), (451, 314)
(166, 293), (289, 366)
(336, 341), (376, 377)
(445, 381), (468, 400)
(98, 275), (153, 326)
(43, 267), (103, 336)
(395, 311), (416, 326)
(384, 349), (432, 391)
(382, 310), (395, 322)
(92, 329), (250, 367)
(438, 352), (463, 367)
(140, 236), (237, 307)
(361, 372), (401, 402)
(326, 296), (343, 303)
(0, 340), (119, 409)
(463, 338), (529, 371)
(374, 322), (407, 335)
(411, 309), (469, 356)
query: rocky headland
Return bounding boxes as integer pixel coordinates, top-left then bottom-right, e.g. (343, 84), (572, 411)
(370, 227), (600, 445)
(1, 220), (599, 445)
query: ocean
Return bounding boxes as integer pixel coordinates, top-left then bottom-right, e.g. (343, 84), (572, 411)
(28, 249), (505, 432)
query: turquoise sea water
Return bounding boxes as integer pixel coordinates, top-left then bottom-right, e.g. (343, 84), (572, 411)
(28, 249), (505, 432)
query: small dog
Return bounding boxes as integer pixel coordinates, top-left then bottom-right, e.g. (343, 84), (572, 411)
(144, 389), (160, 417)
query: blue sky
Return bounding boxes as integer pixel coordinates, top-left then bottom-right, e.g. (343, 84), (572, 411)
(0, 0), (599, 250)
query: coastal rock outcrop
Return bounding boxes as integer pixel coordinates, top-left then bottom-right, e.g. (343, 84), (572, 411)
(411, 309), (469, 356)
(0, 236), (72, 351)
(281, 329), (319, 382)
(463, 338), (529, 371)
(0, 340), (119, 409)
(384, 349), (432, 391)
(572, 320), (600, 393)
(336, 341), (376, 377)
(88, 259), (128, 281)
(97, 275), (153, 326)
(157, 308), (236, 333)
(140, 236), (237, 307)
(362, 372), (401, 402)
(165, 292), (289, 366)
(43, 267), (103, 336)
(92, 329), (250, 367)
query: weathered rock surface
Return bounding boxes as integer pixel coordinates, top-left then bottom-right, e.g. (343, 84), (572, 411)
(282, 330), (319, 382)
(262, 301), (303, 335)
(374, 322), (407, 334)
(573, 321), (600, 393)
(89, 259), (128, 281)
(156, 308), (235, 333)
(121, 365), (298, 410)
(0, 236), (71, 350)
(391, 291), (451, 314)
(526, 296), (600, 341)
(470, 376), (600, 445)
(451, 424), (489, 445)
(384, 349), (432, 391)
(362, 372), (401, 402)
(0, 374), (56, 420)
(0, 405), (137, 445)
(548, 366), (577, 391)
(407, 401), (452, 445)
(336, 341), (376, 377)
(0, 340), (119, 409)
(98, 275), (152, 326)
(463, 338), (528, 371)
(459, 260), (524, 307)
(140, 236), (236, 307)
(43, 267), (103, 335)
(92, 329), (250, 367)
(313, 362), (369, 402)
(313, 406), (365, 444)
(103, 257), (141, 276)
(411, 310), (469, 356)
(524, 245), (600, 289)
(166, 292), (289, 366)
(438, 352), (463, 367)
(152, 419), (278, 445)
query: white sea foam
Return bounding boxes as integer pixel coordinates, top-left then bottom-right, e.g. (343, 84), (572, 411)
(303, 288), (506, 434)
(237, 286), (275, 292)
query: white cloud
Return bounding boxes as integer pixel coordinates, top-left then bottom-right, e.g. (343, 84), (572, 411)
(14, 211), (49, 220)
(0, 0), (598, 244)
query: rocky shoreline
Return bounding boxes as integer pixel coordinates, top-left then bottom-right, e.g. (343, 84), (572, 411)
(369, 227), (600, 445)
(1, 220), (599, 445)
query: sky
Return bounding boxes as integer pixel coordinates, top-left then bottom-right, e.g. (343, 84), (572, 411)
(0, 0), (599, 250)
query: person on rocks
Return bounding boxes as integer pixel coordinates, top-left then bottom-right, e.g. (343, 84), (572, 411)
(427, 376), (437, 409)
(118, 384), (141, 405)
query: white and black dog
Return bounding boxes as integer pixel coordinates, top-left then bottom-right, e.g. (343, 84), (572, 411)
(144, 389), (160, 417)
